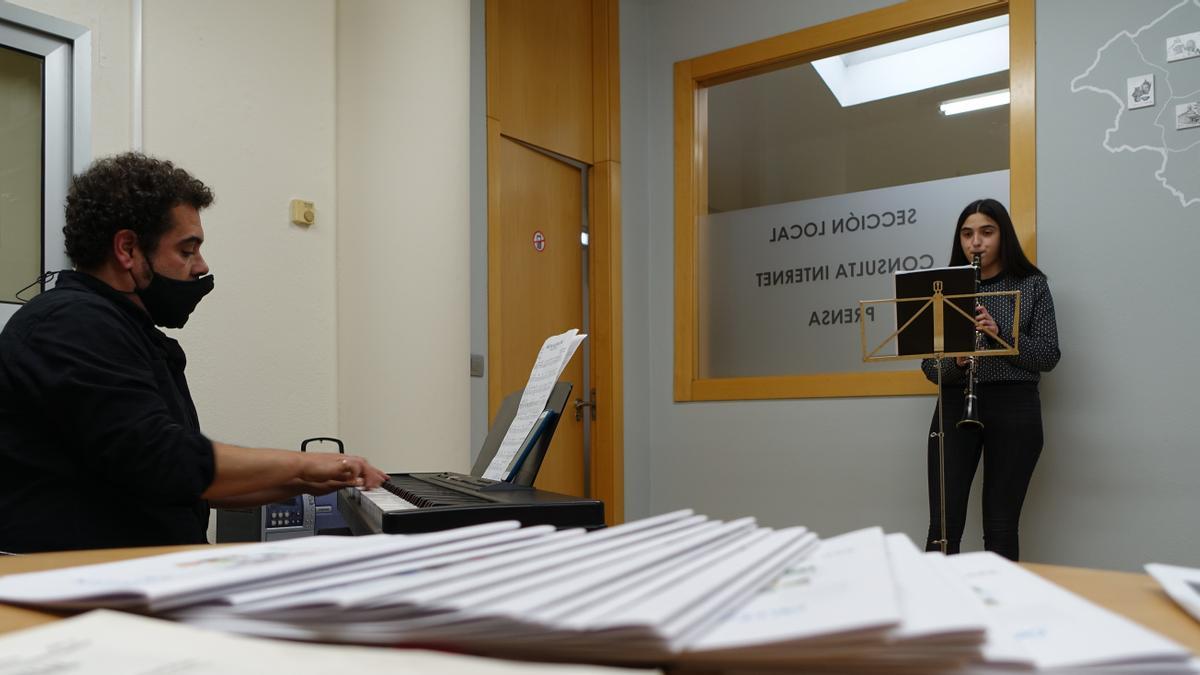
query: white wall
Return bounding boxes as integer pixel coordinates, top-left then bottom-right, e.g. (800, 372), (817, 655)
(621, 0), (1200, 571)
(12, 0), (342, 453)
(144, 0), (341, 453)
(12, 0), (472, 488)
(337, 0), (471, 472)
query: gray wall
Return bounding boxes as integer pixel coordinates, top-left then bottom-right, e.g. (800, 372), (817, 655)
(1033, 0), (1200, 568)
(621, 0), (653, 520)
(620, 0), (1200, 570)
(470, 0), (489, 460)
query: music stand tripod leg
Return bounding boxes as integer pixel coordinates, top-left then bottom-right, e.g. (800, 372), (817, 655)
(932, 358), (949, 555)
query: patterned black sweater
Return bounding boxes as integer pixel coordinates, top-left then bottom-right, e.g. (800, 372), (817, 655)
(921, 272), (1060, 385)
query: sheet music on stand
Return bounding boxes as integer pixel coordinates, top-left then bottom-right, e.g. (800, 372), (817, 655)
(483, 329), (586, 481)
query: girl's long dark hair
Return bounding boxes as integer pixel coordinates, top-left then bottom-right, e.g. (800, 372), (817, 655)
(948, 198), (1043, 278)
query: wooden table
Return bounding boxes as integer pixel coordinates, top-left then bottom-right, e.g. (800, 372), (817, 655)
(1, 549), (1198, 656)
(0, 545), (210, 635)
(1024, 562), (1200, 655)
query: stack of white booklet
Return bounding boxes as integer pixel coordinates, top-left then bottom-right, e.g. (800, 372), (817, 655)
(680, 529), (991, 671)
(0, 510), (815, 666)
(1147, 562), (1200, 626)
(0, 513), (1195, 673)
(943, 552), (1197, 674)
(0, 610), (656, 675)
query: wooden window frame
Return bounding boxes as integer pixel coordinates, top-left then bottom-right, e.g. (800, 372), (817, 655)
(673, 0), (1035, 402)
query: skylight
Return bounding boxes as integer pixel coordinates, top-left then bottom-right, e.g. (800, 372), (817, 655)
(811, 15), (1009, 107)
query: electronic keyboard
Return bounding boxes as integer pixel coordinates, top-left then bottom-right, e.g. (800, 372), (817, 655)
(338, 471), (604, 535)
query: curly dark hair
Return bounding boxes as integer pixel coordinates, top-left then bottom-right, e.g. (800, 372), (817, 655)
(64, 153), (214, 270)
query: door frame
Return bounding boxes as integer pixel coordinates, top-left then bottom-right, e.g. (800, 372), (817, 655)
(485, 0), (623, 524)
(0, 4), (90, 325)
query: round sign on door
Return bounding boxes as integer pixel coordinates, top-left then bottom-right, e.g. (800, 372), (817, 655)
(532, 230), (546, 252)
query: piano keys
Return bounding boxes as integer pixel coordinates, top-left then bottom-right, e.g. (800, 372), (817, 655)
(338, 472), (605, 535)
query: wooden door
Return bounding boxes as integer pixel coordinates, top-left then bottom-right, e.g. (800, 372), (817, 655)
(487, 0), (623, 518)
(492, 133), (585, 495)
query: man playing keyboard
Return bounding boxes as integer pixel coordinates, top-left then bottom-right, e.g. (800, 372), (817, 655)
(0, 153), (387, 553)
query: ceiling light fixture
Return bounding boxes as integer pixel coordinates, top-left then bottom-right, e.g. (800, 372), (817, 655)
(939, 89), (1010, 115)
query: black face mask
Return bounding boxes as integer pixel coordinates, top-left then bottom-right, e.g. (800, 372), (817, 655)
(136, 269), (215, 328)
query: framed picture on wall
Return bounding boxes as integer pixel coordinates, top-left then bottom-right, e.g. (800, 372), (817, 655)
(1166, 31), (1200, 62)
(1127, 74), (1154, 109)
(1177, 102), (1200, 130)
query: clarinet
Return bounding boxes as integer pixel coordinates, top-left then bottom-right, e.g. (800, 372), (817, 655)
(957, 253), (984, 430)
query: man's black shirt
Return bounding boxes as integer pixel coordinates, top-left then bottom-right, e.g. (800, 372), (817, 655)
(0, 271), (215, 552)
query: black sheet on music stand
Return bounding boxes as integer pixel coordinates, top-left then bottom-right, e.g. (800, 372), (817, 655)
(894, 266), (977, 356)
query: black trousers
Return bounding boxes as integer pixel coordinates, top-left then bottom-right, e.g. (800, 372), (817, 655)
(926, 382), (1043, 561)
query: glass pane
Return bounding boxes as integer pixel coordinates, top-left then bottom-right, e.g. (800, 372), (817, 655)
(0, 45), (43, 304)
(698, 16), (1010, 379)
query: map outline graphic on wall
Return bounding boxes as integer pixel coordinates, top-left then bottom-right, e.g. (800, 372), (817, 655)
(1069, 0), (1200, 208)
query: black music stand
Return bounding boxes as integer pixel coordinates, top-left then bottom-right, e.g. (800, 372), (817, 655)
(468, 381), (573, 490)
(895, 267), (977, 358)
(859, 266), (1020, 554)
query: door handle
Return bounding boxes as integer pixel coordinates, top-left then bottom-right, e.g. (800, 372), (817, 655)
(574, 396), (596, 422)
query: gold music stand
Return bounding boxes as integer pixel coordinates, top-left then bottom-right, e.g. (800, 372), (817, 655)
(859, 273), (1020, 554)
